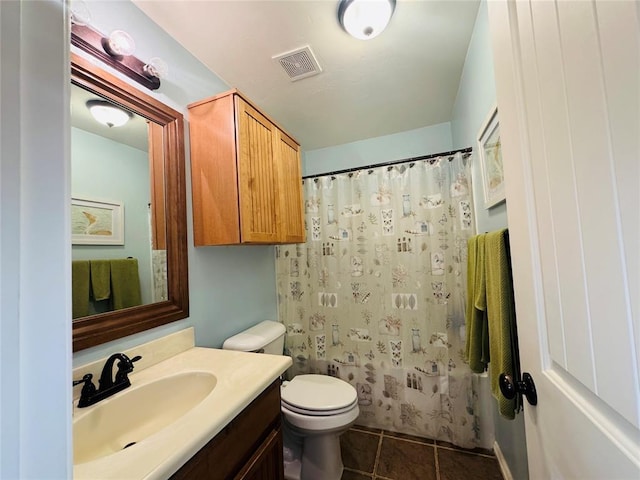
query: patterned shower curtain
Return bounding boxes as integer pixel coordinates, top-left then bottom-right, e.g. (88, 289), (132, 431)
(275, 152), (482, 448)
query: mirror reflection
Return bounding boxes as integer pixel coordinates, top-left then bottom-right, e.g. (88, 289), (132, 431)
(70, 83), (167, 319)
(71, 53), (188, 351)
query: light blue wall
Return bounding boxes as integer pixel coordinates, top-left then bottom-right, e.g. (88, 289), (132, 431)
(303, 122), (453, 176)
(451, 3), (529, 479)
(451, 1), (507, 234)
(72, 1), (278, 366)
(71, 127), (153, 305)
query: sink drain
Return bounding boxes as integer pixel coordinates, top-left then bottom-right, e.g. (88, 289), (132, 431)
(122, 442), (137, 450)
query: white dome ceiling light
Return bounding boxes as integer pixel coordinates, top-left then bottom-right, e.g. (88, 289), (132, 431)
(86, 100), (132, 128)
(338, 0), (396, 40)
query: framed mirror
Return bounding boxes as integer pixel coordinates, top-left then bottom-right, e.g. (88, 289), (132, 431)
(71, 53), (189, 351)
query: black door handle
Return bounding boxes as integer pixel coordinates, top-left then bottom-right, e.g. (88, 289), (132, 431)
(499, 372), (538, 406)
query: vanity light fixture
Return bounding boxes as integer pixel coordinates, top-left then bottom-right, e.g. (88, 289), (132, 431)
(86, 100), (132, 128)
(338, 0), (396, 40)
(70, 5), (166, 91)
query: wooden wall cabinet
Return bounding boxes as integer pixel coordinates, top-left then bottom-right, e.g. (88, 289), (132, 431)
(188, 90), (305, 246)
(170, 379), (284, 480)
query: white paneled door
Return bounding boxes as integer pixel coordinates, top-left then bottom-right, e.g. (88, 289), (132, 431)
(488, 1), (639, 478)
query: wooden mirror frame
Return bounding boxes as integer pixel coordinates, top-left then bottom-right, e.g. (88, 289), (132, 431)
(71, 53), (189, 351)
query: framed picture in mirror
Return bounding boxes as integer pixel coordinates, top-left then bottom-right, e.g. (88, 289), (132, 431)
(71, 196), (124, 245)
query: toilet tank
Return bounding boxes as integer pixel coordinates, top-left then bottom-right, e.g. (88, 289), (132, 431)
(222, 320), (286, 355)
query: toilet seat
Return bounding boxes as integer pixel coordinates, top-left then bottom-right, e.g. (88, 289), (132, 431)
(281, 374), (357, 416)
(281, 401), (360, 434)
(282, 397), (358, 416)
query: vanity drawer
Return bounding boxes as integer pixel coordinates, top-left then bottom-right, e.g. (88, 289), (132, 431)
(170, 379), (283, 480)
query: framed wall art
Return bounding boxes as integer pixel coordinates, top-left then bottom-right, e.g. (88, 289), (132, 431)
(477, 105), (506, 208)
(71, 196), (124, 245)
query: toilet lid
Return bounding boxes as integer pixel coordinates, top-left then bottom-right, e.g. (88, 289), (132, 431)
(281, 374), (357, 413)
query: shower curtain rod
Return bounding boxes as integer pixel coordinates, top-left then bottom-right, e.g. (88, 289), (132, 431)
(302, 146), (473, 180)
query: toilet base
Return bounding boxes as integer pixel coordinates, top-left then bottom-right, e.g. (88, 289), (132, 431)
(283, 457), (302, 480)
(282, 420), (345, 480)
(300, 433), (344, 480)
(283, 437), (302, 480)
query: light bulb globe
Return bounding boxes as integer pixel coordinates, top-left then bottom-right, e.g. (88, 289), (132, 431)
(106, 30), (136, 56)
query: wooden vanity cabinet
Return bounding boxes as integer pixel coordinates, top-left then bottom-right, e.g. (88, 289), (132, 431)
(188, 90), (305, 246)
(170, 379), (284, 480)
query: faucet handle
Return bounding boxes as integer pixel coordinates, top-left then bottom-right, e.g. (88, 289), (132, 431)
(120, 354), (142, 369)
(73, 374), (97, 408)
(114, 354), (142, 383)
(73, 373), (94, 388)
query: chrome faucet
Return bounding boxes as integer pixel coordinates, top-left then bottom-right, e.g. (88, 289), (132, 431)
(73, 353), (141, 408)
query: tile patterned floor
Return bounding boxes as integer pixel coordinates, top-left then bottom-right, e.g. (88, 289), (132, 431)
(340, 426), (504, 480)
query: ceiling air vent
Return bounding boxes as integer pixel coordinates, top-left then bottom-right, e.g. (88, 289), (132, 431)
(273, 46), (322, 82)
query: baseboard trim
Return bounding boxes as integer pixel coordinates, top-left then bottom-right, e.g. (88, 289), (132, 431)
(494, 441), (514, 480)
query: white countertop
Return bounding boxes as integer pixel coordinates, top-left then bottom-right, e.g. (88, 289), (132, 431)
(73, 347), (291, 480)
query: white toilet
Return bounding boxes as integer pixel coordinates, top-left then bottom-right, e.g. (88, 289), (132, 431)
(223, 320), (359, 480)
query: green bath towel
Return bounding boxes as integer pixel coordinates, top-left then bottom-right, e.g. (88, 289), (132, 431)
(465, 234), (489, 373)
(485, 229), (519, 419)
(72, 260), (90, 319)
(89, 260), (111, 301)
(110, 258), (142, 310)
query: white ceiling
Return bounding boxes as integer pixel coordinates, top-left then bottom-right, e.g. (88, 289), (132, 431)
(133, 0), (480, 151)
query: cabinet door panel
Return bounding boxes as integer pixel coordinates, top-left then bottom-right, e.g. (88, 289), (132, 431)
(189, 94), (240, 245)
(236, 98), (279, 243)
(235, 427), (284, 480)
(277, 131), (305, 243)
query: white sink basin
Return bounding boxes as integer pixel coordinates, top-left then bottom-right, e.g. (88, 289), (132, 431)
(73, 371), (216, 465)
(73, 347), (292, 480)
